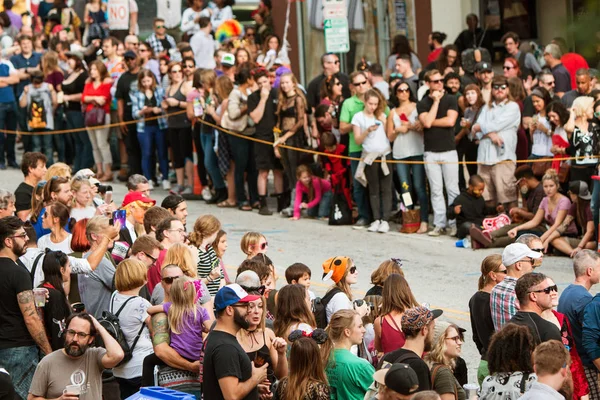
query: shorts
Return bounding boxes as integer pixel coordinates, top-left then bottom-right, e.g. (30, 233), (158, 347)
(478, 161), (517, 204)
(254, 133), (283, 171)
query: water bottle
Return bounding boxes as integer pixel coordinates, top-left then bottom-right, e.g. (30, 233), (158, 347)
(455, 238), (471, 248)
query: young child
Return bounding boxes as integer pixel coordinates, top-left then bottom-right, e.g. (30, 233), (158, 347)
(240, 231), (268, 259)
(285, 262), (315, 300)
(447, 175), (497, 239)
(147, 277), (212, 361)
(212, 229), (231, 284)
(189, 215), (223, 296)
(292, 165), (332, 220)
(320, 132), (351, 208)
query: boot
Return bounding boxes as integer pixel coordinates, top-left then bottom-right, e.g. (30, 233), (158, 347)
(258, 196), (273, 216)
(275, 192), (287, 213)
(117, 166), (128, 182)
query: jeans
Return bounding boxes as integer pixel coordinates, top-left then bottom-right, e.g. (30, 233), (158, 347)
(395, 155), (429, 223)
(138, 125), (169, 181)
(364, 161), (393, 221)
(124, 121), (142, 176)
(424, 150), (460, 228)
(0, 345), (40, 399)
(228, 134), (258, 205)
(350, 150), (372, 222)
(593, 179), (600, 231)
(307, 190), (333, 218)
(199, 131), (225, 190)
(0, 102), (17, 165)
(66, 110), (94, 173)
(32, 130), (54, 165)
(115, 376), (142, 399)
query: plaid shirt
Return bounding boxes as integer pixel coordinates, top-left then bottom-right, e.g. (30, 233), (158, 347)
(130, 86), (167, 133)
(145, 33), (177, 55)
(490, 276), (519, 331)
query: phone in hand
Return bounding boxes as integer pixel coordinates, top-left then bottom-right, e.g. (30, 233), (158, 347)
(104, 190), (112, 206)
(111, 210), (126, 227)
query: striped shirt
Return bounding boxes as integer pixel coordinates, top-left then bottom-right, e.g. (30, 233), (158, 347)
(197, 245), (221, 296)
(490, 276), (519, 331)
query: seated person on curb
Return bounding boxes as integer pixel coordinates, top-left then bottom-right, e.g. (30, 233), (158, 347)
(519, 340), (571, 400)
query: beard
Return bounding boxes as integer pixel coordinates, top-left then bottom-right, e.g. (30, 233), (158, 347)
(65, 340), (88, 357)
(424, 334), (433, 352)
(13, 241), (27, 257)
(233, 307), (250, 330)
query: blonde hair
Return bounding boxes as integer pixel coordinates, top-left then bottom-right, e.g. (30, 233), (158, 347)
(321, 309), (359, 367)
(370, 259), (403, 286)
(478, 254), (503, 290)
(426, 323), (460, 368)
(70, 178), (91, 207)
(164, 243), (197, 277)
(240, 231), (266, 255)
(85, 215), (109, 243)
(41, 50), (62, 77)
(572, 96), (594, 118)
(542, 168), (560, 187)
(168, 276), (200, 334)
(115, 259), (147, 291)
(188, 215), (221, 248)
(44, 162), (71, 181)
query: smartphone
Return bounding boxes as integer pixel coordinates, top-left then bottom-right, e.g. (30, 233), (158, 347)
(104, 191), (112, 205)
(112, 210), (126, 227)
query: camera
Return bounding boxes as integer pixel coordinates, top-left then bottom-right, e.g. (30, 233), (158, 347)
(312, 297), (322, 313)
(353, 299), (374, 312)
(97, 184), (113, 195)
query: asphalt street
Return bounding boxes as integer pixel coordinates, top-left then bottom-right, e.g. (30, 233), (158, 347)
(0, 166), (582, 384)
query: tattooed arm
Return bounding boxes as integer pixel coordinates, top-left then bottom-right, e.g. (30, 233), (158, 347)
(151, 312), (199, 372)
(17, 290), (52, 355)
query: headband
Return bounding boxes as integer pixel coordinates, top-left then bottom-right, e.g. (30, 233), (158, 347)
(288, 328), (328, 345)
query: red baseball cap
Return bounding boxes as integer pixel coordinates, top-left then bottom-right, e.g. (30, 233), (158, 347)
(122, 191), (156, 208)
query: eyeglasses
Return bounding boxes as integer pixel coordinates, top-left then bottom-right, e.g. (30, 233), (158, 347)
(9, 232), (28, 240)
(529, 284), (558, 294)
(349, 266), (357, 274)
(168, 228), (186, 234)
(503, 66), (514, 70)
(353, 80), (367, 86)
(397, 87), (410, 93)
(492, 84), (508, 90)
(144, 252), (157, 263)
(446, 335), (462, 344)
(162, 276), (182, 284)
(429, 79), (443, 84)
(66, 329), (91, 339)
(171, 69), (182, 73)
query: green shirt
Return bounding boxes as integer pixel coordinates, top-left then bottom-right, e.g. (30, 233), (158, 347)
(340, 95), (391, 153)
(326, 348), (375, 400)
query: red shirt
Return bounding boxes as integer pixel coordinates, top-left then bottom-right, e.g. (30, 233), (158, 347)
(147, 248), (167, 294)
(427, 48), (443, 64)
(561, 53), (589, 90)
(82, 81), (112, 114)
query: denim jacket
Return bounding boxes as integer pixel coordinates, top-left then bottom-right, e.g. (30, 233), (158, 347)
(130, 86), (167, 133)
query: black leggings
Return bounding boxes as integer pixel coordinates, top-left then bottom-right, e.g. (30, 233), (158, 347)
(169, 127), (193, 169)
(141, 353), (165, 387)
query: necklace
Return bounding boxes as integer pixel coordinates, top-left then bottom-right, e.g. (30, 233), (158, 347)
(244, 328), (260, 348)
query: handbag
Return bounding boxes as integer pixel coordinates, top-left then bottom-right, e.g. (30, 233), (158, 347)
(400, 209), (420, 233)
(84, 105), (106, 127)
(328, 183), (352, 226)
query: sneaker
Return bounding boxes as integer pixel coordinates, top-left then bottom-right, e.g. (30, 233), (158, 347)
(181, 186), (193, 195)
(7, 161), (19, 169)
(202, 187), (212, 201)
(448, 226), (457, 237)
(170, 184), (183, 194)
(353, 218), (370, 230)
(428, 226), (445, 237)
(378, 220), (390, 233)
(148, 180), (154, 190)
(367, 220), (381, 232)
(162, 179), (171, 190)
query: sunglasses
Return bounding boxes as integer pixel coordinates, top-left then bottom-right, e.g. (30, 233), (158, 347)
(429, 79), (443, 84)
(530, 248), (544, 253)
(493, 84), (508, 90)
(503, 66), (514, 70)
(259, 242), (268, 250)
(397, 87), (410, 93)
(349, 266), (357, 274)
(353, 80), (367, 86)
(162, 276), (182, 284)
(496, 268), (508, 274)
(544, 81), (555, 86)
(529, 284), (558, 294)
(156, 25), (165, 29)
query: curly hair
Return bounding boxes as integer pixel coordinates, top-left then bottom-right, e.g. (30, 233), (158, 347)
(487, 323), (535, 374)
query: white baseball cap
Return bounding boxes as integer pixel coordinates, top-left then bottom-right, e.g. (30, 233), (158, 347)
(502, 243), (542, 266)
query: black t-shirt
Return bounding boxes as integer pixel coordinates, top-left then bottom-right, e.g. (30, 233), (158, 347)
(14, 182), (33, 213)
(247, 88), (277, 139)
(115, 71), (140, 121)
(552, 64), (571, 94)
(42, 286), (71, 350)
(468, 291), (495, 360)
(306, 73), (352, 110)
(202, 330), (257, 400)
(380, 348), (431, 392)
(509, 311), (562, 345)
(62, 70), (89, 112)
(0, 257), (35, 350)
(417, 94), (458, 153)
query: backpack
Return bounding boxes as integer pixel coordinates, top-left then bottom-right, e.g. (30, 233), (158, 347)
(28, 94), (47, 130)
(96, 294), (145, 366)
(313, 287), (342, 329)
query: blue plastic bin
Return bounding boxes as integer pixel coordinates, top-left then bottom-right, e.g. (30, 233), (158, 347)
(126, 386), (196, 400)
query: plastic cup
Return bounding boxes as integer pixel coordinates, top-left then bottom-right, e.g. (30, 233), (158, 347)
(33, 288), (48, 308)
(64, 384), (81, 397)
(463, 383), (479, 399)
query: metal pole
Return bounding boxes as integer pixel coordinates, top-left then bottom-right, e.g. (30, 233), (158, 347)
(295, 0), (307, 86)
(376, 0), (390, 65)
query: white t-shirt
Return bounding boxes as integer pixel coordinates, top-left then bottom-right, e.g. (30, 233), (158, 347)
(70, 206), (96, 221)
(351, 111), (391, 154)
(156, 0), (182, 29)
(37, 233), (73, 254)
(20, 247), (92, 287)
(391, 108), (424, 159)
(326, 291), (352, 323)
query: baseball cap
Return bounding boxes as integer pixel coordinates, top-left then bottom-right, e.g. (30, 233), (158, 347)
(502, 243), (542, 266)
(475, 61), (492, 72)
(65, 51), (84, 61)
(214, 284), (261, 311)
(221, 53), (235, 67)
(373, 363), (419, 396)
(124, 50), (137, 60)
(569, 180), (592, 201)
(121, 191), (156, 208)
(322, 256), (352, 283)
(401, 306), (443, 332)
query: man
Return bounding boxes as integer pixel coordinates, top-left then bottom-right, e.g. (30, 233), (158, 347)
(380, 306), (442, 391)
(190, 17), (217, 70)
(581, 256), (600, 399)
(0, 51), (19, 170)
(552, 37), (589, 90)
(306, 53), (352, 110)
(202, 284), (267, 400)
(28, 313), (124, 400)
(142, 206), (171, 237)
(119, 191), (156, 247)
(520, 340), (570, 399)
(444, 72), (461, 95)
(472, 75), (520, 211)
(394, 54), (418, 97)
(161, 194), (188, 226)
(562, 68), (593, 108)
(501, 31), (542, 80)
(220, 53), (236, 82)
(523, 70), (560, 127)
(155, 0), (181, 42)
(369, 63), (389, 100)
(543, 44), (571, 97)
(515, 234), (545, 269)
(490, 243), (541, 331)
(106, 0), (138, 41)
(146, 216), (186, 293)
(417, 69), (460, 237)
(0, 217), (52, 399)
(14, 152), (46, 220)
(115, 50), (142, 176)
(454, 13), (494, 57)
(510, 272), (562, 344)
(146, 18), (176, 57)
(127, 174), (151, 196)
(339, 71), (374, 228)
(475, 62), (494, 103)
(372, 363), (419, 400)
(558, 250), (600, 398)
(129, 234), (162, 269)
(123, 35), (139, 51)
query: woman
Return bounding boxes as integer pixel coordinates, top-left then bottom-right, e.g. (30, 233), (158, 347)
(235, 48), (251, 67)
(46, 0), (81, 42)
(82, 60), (112, 182)
(427, 32), (447, 63)
(275, 334), (330, 400)
(365, 258), (404, 296)
(322, 310), (375, 400)
(387, 80), (428, 233)
(426, 321), (465, 400)
(547, 180), (597, 257)
(373, 273), (419, 354)
(317, 73), (344, 131)
(387, 34), (422, 75)
(212, 75), (236, 207)
(207, 0), (233, 32)
(528, 87), (553, 161)
(565, 96), (598, 185)
(479, 324), (537, 399)
(42, 51), (66, 162)
(138, 43), (161, 82)
(547, 101), (571, 181)
(236, 294), (288, 387)
(158, 56), (170, 90)
(134, 70), (168, 189)
(225, 66), (259, 211)
(456, 84), (484, 183)
(111, 258), (154, 398)
(83, 0), (108, 45)
(38, 201), (72, 253)
(503, 58), (521, 79)
(508, 169), (577, 251)
(70, 178), (95, 221)
(39, 250), (71, 350)
(468, 254), (505, 384)
(274, 283), (316, 340)
(31, 176), (73, 239)
(0, 190), (16, 218)
(321, 256), (369, 324)
(63, 52), (92, 173)
(180, 0), (204, 41)
(256, 34), (281, 70)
